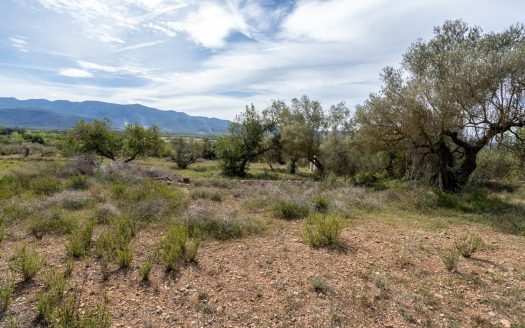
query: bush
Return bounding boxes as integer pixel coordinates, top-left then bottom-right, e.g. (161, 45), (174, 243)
(47, 191), (90, 210)
(12, 243), (43, 281)
(28, 209), (76, 238)
(116, 242), (133, 269)
(0, 270), (15, 314)
(93, 203), (119, 224)
(31, 176), (62, 196)
(139, 259), (152, 282)
(67, 174), (89, 190)
(455, 235), (484, 258)
(312, 195), (330, 213)
(272, 199), (309, 220)
(184, 211), (261, 240)
(442, 249), (459, 272)
(309, 276), (332, 295)
(0, 217), (5, 242)
(37, 269), (67, 323)
(303, 213), (343, 250)
(66, 222), (94, 258)
(159, 225), (200, 273)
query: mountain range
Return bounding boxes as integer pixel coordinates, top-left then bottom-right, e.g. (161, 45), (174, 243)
(0, 97), (230, 135)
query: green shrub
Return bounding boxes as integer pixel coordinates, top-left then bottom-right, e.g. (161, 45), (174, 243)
(116, 242), (133, 269)
(139, 259), (152, 282)
(184, 213), (261, 240)
(67, 174), (89, 190)
(28, 209), (75, 238)
(31, 176), (62, 196)
(455, 235), (484, 258)
(81, 294), (112, 328)
(37, 269), (68, 323)
(159, 225), (200, 273)
(312, 195), (330, 213)
(309, 276), (332, 295)
(272, 199), (309, 220)
(12, 243), (43, 281)
(0, 217), (5, 242)
(66, 222), (94, 258)
(303, 213), (343, 250)
(0, 270), (15, 314)
(442, 249), (459, 272)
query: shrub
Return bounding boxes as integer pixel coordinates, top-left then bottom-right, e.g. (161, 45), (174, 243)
(66, 222), (94, 258)
(81, 293), (112, 328)
(139, 259), (152, 282)
(37, 269), (68, 323)
(0, 270), (15, 314)
(303, 213), (343, 250)
(48, 191), (90, 210)
(93, 203), (119, 224)
(272, 199), (309, 220)
(442, 249), (459, 272)
(159, 225), (200, 273)
(31, 176), (62, 196)
(184, 211), (261, 240)
(116, 242), (133, 269)
(67, 174), (89, 190)
(0, 217), (5, 242)
(455, 235), (484, 258)
(312, 195), (330, 213)
(12, 243), (43, 281)
(309, 276), (332, 295)
(28, 209), (75, 238)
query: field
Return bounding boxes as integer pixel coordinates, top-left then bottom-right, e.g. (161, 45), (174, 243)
(0, 156), (524, 328)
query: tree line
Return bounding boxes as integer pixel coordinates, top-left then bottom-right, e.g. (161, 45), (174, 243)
(63, 20), (525, 193)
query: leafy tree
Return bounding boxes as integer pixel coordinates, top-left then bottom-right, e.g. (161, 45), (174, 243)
(357, 20), (525, 192)
(217, 104), (279, 176)
(64, 119), (163, 162)
(172, 137), (203, 169)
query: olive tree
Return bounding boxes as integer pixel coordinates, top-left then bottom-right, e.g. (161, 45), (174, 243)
(172, 137), (203, 169)
(216, 104), (279, 176)
(64, 119), (163, 162)
(357, 20), (525, 192)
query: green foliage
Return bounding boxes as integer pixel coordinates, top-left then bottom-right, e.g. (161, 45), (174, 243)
(442, 249), (459, 272)
(172, 137), (203, 169)
(190, 189), (222, 202)
(37, 269), (68, 324)
(309, 276), (332, 295)
(139, 259), (152, 282)
(66, 222), (94, 258)
(184, 212), (261, 240)
(303, 213), (343, 250)
(272, 199), (309, 220)
(115, 242), (133, 269)
(455, 236), (484, 258)
(28, 209), (75, 238)
(158, 225), (200, 273)
(0, 270), (15, 314)
(312, 195), (330, 213)
(0, 217), (5, 242)
(67, 174), (89, 190)
(217, 104), (279, 176)
(12, 243), (43, 281)
(63, 119), (163, 162)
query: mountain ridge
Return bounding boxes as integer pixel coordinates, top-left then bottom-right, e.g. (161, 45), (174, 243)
(0, 97), (230, 135)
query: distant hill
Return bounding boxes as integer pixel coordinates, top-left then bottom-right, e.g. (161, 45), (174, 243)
(0, 97), (230, 135)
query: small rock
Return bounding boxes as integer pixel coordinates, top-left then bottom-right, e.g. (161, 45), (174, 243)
(500, 319), (511, 328)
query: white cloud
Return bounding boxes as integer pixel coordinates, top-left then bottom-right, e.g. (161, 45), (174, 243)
(59, 68), (93, 78)
(113, 40), (164, 53)
(10, 36), (29, 52)
(168, 2), (246, 48)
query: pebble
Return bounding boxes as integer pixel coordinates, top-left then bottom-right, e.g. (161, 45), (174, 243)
(500, 319), (511, 328)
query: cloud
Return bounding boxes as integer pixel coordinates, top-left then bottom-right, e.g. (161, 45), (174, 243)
(58, 68), (93, 78)
(113, 41), (164, 53)
(168, 2), (247, 48)
(9, 36), (29, 52)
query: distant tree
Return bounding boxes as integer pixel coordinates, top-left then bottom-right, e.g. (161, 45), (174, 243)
(357, 20), (525, 192)
(64, 119), (163, 162)
(217, 104), (280, 176)
(172, 137), (203, 169)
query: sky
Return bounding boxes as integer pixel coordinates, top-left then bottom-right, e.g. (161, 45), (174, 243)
(1, 0), (524, 120)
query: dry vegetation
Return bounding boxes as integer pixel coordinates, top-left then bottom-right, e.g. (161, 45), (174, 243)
(0, 157), (524, 328)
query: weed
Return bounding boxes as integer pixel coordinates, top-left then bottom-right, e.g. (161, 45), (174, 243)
(313, 195), (330, 213)
(0, 270), (15, 314)
(309, 276), (332, 295)
(0, 217), (5, 242)
(184, 212), (261, 240)
(139, 259), (153, 282)
(455, 235), (485, 258)
(116, 242), (133, 269)
(159, 225), (200, 274)
(67, 174), (89, 190)
(272, 199), (309, 220)
(28, 208), (75, 238)
(12, 243), (43, 281)
(303, 213), (343, 250)
(66, 222), (94, 258)
(442, 249), (460, 272)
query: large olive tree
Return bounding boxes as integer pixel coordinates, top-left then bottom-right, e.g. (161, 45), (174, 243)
(358, 20), (525, 192)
